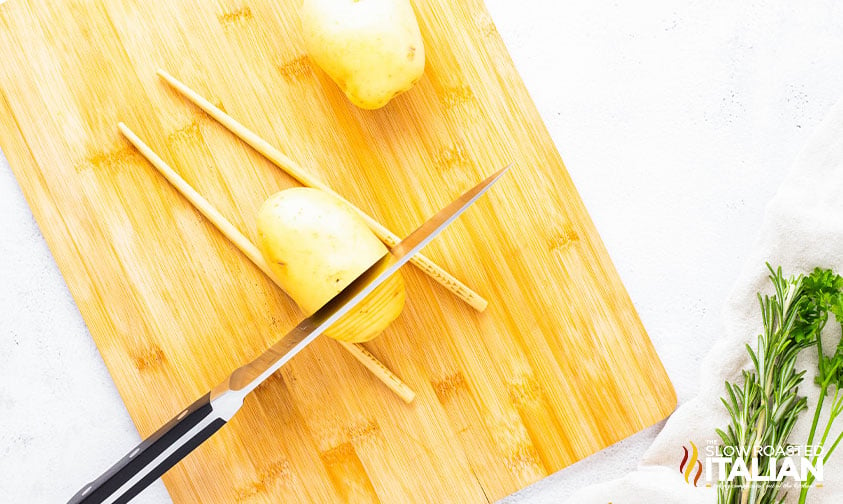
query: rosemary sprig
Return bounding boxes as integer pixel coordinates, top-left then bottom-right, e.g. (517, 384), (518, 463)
(717, 266), (812, 504)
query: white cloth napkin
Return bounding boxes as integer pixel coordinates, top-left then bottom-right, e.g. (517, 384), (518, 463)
(565, 98), (843, 503)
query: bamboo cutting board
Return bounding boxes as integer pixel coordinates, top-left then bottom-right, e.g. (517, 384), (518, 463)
(0, 0), (676, 502)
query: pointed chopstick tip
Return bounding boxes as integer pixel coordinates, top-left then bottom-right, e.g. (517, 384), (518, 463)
(156, 69), (185, 93)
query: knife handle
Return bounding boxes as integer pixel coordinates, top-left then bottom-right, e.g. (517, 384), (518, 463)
(68, 392), (233, 504)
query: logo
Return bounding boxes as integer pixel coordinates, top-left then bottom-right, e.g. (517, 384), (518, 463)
(677, 440), (825, 489)
(679, 441), (703, 486)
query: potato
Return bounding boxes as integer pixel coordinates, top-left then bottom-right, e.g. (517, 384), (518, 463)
(300, 0), (425, 110)
(257, 187), (405, 342)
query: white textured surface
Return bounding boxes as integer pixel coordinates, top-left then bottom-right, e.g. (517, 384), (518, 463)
(2, 1), (843, 502)
(562, 95), (843, 504)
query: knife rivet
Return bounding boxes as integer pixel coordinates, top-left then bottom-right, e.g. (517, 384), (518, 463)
(129, 447), (141, 458)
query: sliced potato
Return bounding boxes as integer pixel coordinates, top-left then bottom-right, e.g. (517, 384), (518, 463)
(257, 187), (405, 342)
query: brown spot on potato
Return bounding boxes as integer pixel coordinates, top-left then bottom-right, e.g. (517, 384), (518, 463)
(406, 45), (416, 61)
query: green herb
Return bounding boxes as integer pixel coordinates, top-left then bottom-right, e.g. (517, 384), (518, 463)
(796, 268), (843, 504)
(716, 265), (843, 504)
(717, 266), (811, 503)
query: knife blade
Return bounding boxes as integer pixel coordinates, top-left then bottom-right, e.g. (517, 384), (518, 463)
(68, 165), (509, 504)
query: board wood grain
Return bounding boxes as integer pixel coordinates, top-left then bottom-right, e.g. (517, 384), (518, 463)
(0, 0), (676, 502)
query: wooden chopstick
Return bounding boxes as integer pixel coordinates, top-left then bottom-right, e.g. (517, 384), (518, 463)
(118, 122), (416, 404)
(156, 69), (488, 313)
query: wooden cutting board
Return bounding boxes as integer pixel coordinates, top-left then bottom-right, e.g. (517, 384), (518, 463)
(0, 0), (675, 501)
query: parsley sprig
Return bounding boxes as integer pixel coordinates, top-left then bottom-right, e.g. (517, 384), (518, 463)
(716, 266), (843, 504)
(795, 268), (843, 503)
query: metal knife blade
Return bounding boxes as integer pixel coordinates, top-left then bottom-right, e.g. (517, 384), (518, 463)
(218, 164), (510, 397)
(68, 164), (509, 504)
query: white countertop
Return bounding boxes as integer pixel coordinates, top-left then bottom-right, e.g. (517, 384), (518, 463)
(3, 1), (843, 502)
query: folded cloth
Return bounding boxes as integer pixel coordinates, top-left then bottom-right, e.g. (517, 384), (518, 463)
(565, 98), (843, 503)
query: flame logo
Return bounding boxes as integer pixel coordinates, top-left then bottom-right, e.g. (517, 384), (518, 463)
(679, 441), (703, 486)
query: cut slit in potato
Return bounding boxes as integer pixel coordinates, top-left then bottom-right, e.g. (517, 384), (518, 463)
(257, 187), (406, 342)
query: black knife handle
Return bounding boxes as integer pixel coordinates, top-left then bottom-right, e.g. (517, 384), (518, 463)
(68, 392), (226, 504)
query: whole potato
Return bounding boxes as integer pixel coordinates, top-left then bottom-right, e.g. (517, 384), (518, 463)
(257, 187), (405, 342)
(300, 0), (425, 110)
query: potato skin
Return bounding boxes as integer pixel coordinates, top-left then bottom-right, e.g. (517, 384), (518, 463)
(300, 0), (425, 109)
(257, 187), (405, 342)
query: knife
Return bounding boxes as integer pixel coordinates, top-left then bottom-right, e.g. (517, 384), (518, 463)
(68, 165), (509, 504)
